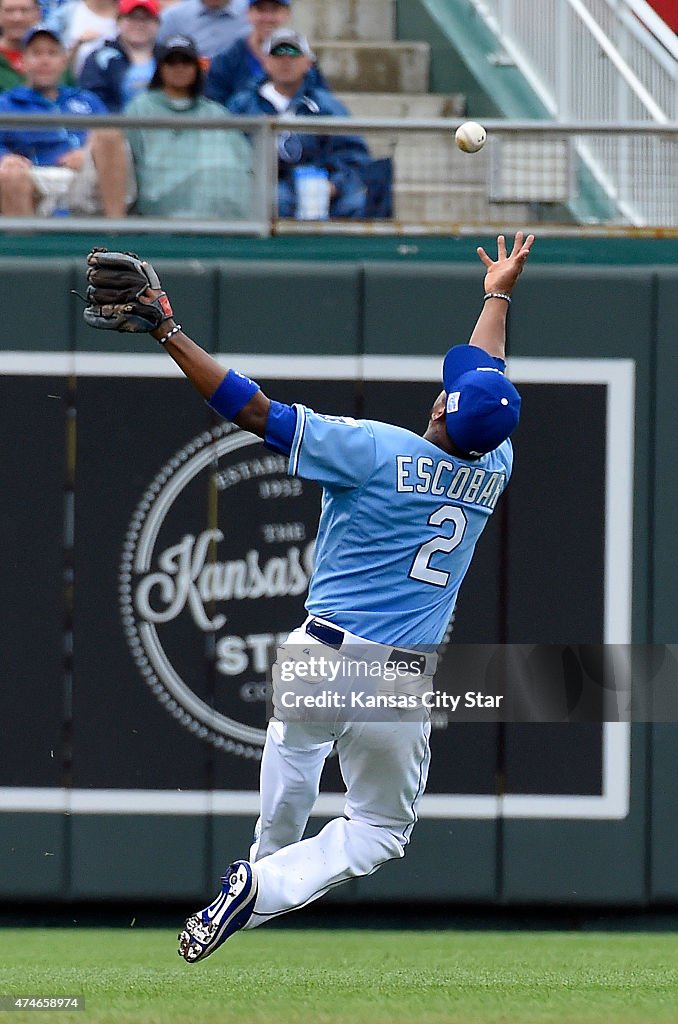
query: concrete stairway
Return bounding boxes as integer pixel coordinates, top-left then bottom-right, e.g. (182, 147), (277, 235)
(313, 40), (430, 94)
(294, 0), (425, 93)
(294, 0), (395, 42)
(292, 0), (530, 224)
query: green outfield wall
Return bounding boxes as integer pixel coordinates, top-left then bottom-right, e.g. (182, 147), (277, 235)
(1, 234), (677, 908)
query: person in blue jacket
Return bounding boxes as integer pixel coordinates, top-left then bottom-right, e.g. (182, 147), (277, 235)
(79, 0), (161, 112)
(0, 24), (132, 216)
(228, 27), (369, 218)
(205, 0), (327, 108)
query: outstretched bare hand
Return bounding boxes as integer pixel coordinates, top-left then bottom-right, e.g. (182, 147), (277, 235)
(477, 231), (535, 296)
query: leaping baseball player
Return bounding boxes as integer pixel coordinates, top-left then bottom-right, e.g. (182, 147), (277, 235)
(83, 230), (534, 962)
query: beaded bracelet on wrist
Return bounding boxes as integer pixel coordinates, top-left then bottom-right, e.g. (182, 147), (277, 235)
(157, 323), (182, 345)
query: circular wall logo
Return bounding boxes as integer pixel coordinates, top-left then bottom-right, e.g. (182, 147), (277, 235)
(119, 422), (316, 757)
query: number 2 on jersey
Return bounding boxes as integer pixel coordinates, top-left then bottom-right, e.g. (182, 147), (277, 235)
(409, 505), (468, 587)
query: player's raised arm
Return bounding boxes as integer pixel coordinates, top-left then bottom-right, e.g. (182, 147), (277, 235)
(150, 326), (272, 440)
(82, 248), (274, 441)
(468, 232), (535, 360)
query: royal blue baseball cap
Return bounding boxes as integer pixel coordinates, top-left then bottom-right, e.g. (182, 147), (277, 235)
(442, 345), (521, 456)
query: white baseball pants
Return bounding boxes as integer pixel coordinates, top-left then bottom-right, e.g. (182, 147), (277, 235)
(242, 626), (432, 928)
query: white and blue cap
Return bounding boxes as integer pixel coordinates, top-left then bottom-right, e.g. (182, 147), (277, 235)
(263, 27), (315, 58)
(442, 345), (521, 456)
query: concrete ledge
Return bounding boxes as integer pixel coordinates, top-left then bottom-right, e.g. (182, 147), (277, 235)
(294, 0), (395, 41)
(394, 185), (531, 224)
(315, 40), (430, 93)
(337, 92), (466, 117)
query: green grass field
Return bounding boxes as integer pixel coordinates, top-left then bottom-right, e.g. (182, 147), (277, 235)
(1, 928), (678, 1024)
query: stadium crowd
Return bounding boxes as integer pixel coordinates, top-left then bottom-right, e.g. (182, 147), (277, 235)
(0, 0), (392, 219)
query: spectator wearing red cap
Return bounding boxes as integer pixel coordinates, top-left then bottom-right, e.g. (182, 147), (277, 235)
(79, 0), (161, 111)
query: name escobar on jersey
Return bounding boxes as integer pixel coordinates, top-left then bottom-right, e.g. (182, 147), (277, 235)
(395, 456), (506, 509)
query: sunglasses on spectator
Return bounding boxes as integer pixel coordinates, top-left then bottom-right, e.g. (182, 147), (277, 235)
(163, 53), (197, 65)
(270, 45), (304, 57)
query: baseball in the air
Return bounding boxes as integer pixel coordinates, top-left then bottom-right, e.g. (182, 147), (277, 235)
(455, 121), (487, 153)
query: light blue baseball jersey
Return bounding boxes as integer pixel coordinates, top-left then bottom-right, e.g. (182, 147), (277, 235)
(288, 405), (513, 648)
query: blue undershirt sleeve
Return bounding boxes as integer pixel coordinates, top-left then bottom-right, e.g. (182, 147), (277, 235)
(264, 400), (297, 456)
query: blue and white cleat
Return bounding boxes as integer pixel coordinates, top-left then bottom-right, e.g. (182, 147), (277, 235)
(178, 860), (257, 964)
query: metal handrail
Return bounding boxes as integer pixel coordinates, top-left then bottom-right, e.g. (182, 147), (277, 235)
(620, 0), (678, 58)
(0, 116), (675, 232)
(0, 113), (676, 132)
(566, 0), (668, 122)
(472, 0), (677, 122)
(462, 1), (677, 224)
